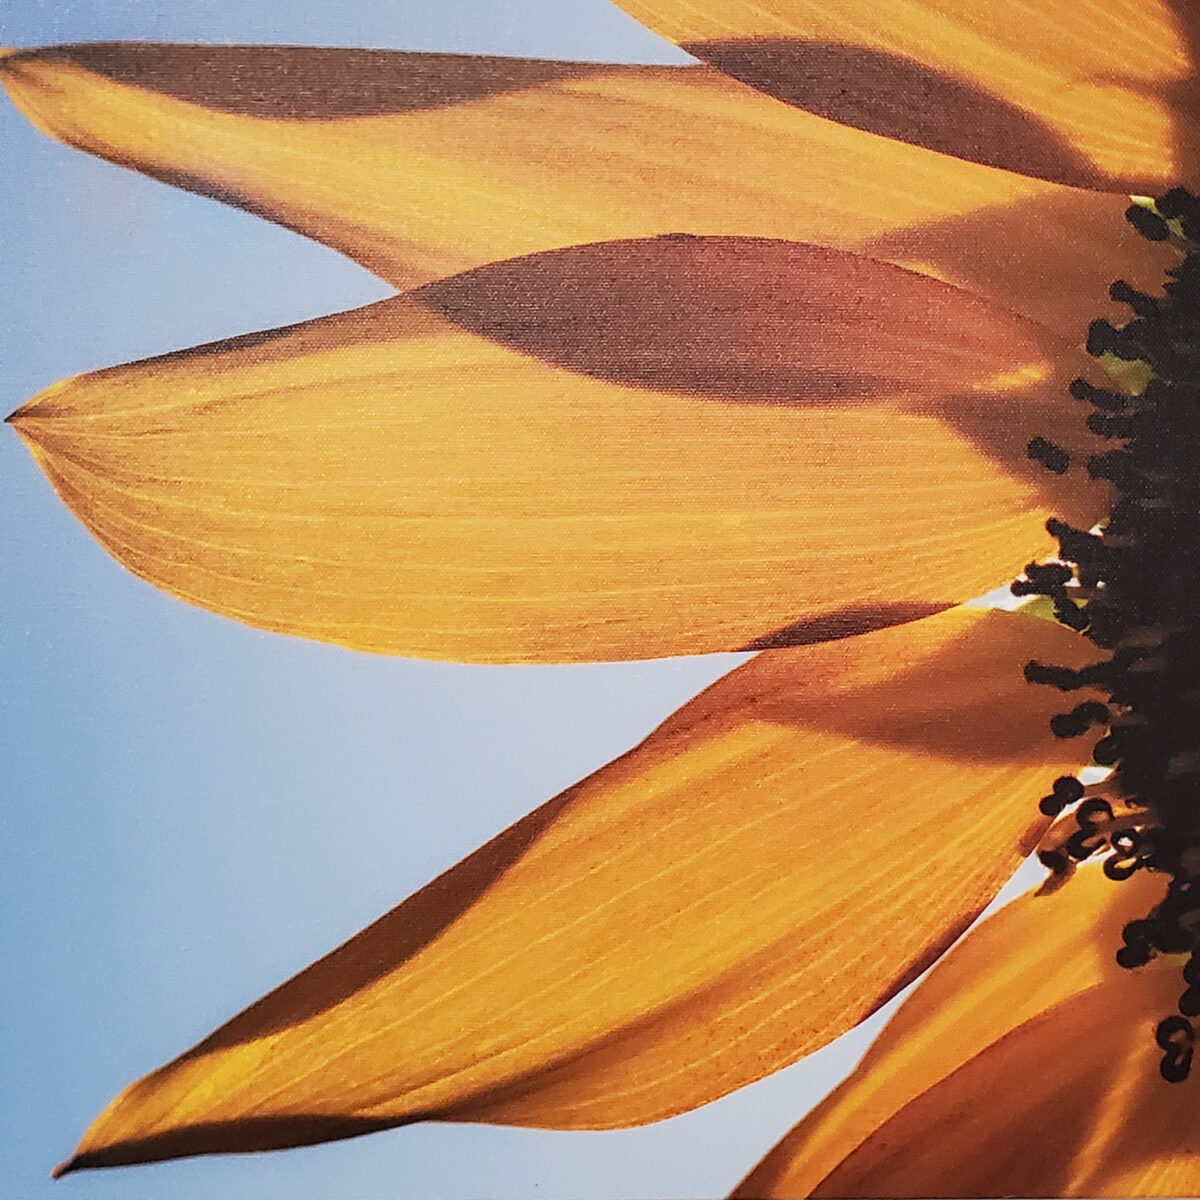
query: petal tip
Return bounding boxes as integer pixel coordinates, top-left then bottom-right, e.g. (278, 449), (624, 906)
(8, 374), (83, 428)
(0, 47), (26, 77)
(6, 404), (35, 435)
(50, 1155), (78, 1180)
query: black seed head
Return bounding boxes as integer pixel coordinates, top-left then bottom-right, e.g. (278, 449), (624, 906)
(1019, 186), (1200, 1083)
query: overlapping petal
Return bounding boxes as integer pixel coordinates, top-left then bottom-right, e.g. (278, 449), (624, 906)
(616, 0), (1200, 191)
(0, 43), (1171, 339)
(9, 236), (1108, 661)
(740, 865), (1200, 1198)
(5, 10), (1186, 1193)
(54, 607), (1100, 1173)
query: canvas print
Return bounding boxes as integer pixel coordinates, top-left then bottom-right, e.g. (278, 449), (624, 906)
(5, 1), (1200, 1197)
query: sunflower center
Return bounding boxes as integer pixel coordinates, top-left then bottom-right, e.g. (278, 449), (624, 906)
(1016, 187), (1200, 1083)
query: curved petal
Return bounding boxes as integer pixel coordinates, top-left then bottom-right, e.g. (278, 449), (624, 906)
(0, 43), (1172, 339)
(617, 0), (1200, 191)
(739, 868), (1171, 1195)
(817, 976), (1200, 1198)
(738, 865), (1192, 1198)
(9, 237), (1108, 662)
(53, 607), (1100, 1172)
(812, 952), (1197, 1196)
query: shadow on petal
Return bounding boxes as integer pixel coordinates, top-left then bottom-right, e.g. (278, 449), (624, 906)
(614, 0), (1200, 190)
(417, 235), (1111, 529)
(729, 868), (1171, 1200)
(1166, 0), (1200, 187)
(685, 38), (1109, 190)
(55, 1113), (401, 1176)
(17, 43), (605, 118)
(414, 236), (1048, 403)
(811, 972), (1189, 1198)
(677, 609), (1104, 765)
(57, 610), (1096, 1171)
(922, 369), (1110, 533)
(862, 187), (1176, 344)
(738, 602), (946, 650)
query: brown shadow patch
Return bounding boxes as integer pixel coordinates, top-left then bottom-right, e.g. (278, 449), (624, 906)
(855, 187), (1182, 528)
(414, 235), (1042, 404)
(812, 997), (1125, 1197)
(1164, 1), (1200, 189)
(862, 188), (1176, 342)
(740, 602), (946, 650)
(734, 875), (1166, 1198)
(685, 38), (1109, 190)
(414, 235), (892, 402)
(17, 43), (607, 119)
(416, 235), (1111, 527)
(1099, 1033), (1200, 1196)
(918, 373), (1112, 531)
(750, 611), (1102, 765)
(54, 1112), (402, 1174)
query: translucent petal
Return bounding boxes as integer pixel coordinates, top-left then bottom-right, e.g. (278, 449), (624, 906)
(9, 238), (1107, 661)
(0, 43), (1172, 339)
(55, 608), (1098, 1172)
(740, 866), (1196, 1198)
(617, 0), (1200, 190)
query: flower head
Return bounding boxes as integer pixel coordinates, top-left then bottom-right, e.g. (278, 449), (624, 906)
(6, 1), (1200, 1195)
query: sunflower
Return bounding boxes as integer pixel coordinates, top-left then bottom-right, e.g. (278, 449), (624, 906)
(5, 0), (1200, 1195)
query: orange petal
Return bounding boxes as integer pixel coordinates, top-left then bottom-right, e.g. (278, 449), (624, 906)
(0, 43), (1172, 338)
(738, 865), (1194, 1198)
(54, 607), (1100, 1172)
(813, 960), (1199, 1196)
(9, 237), (1108, 662)
(617, 0), (1200, 191)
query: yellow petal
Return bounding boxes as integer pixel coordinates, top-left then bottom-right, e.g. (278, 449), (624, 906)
(55, 607), (1099, 1172)
(9, 237), (1108, 662)
(617, 0), (1200, 191)
(0, 43), (1172, 338)
(738, 865), (1192, 1198)
(814, 961), (1198, 1196)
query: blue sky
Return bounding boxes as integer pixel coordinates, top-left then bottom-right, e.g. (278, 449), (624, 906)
(0, 4), (901, 1197)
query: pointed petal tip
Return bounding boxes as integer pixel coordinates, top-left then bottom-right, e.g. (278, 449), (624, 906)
(5, 405), (33, 435)
(50, 1155), (77, 1180)
(3, 397), (36, 426)
(0, 47), (25, 77)
(7, 375), (81, 428)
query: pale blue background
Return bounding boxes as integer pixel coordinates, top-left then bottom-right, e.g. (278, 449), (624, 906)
(0, 3), (897, 1197)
